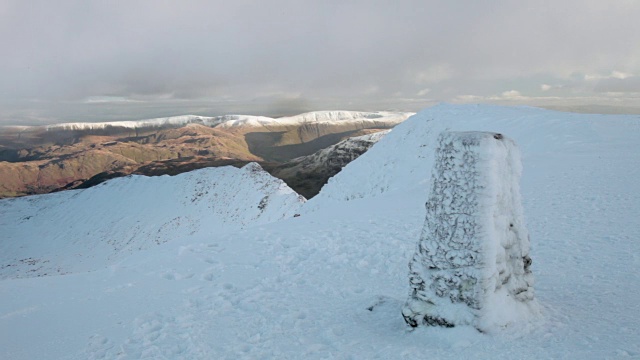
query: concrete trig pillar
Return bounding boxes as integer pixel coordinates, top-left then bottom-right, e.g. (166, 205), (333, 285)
(402, 131), (538, 332)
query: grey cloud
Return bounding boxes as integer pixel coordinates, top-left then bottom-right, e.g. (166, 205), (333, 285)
(594, 77), (640, 93)
(1, 0), (640, 124)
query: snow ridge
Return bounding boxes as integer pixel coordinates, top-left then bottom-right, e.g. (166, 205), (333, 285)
(0, 163), (305, 279)
(308, 103), (640, 207)
(280, 110), (413, 124)
(31, 111), (413, 132)
(293, 130), (390, 167)
(45, 115), (223, 131)
(215, 110), (413, 128)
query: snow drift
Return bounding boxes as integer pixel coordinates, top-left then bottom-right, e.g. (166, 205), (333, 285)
(402, 131), (538, 332)
(0, 163), (305, 279)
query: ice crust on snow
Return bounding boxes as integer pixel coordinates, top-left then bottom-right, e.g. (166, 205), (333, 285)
(402, 131), (538, 332)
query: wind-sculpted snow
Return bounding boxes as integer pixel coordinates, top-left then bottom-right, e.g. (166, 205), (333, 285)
(0, 163), (305, 279)
(403, 132), (538, 332)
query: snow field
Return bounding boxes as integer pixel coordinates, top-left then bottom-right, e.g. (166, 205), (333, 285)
(1, 104), (639, 359)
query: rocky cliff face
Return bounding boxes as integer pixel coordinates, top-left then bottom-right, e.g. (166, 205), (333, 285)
(271, 130), (390, 198)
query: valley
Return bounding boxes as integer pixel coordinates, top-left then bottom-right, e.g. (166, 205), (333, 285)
(0, 111), (412, 198)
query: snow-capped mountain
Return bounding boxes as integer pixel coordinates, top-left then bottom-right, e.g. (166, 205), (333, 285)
(0, 110), (413, 198)
(0, 163), (304, 279)
(43, 115), (224, 132)
(272, 130), (390, 197)
(1, 104), (639, 359)
(290, 129), (389, 167)
(5, 110), (412, 133)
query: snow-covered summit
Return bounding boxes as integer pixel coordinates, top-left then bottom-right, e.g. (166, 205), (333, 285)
(308, 103), (640, 207)
(44, 115), (223, 131)
(279, 110), (412, 124)
(0, 162), (305, 279)
(206, 114), (279, 128)
(214, 110), (413, 129)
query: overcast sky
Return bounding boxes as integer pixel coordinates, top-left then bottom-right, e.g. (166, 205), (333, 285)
(1, 0), (640, 124)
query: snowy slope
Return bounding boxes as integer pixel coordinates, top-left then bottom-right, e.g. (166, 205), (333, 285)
(276, 130), (390, 176)
(271, 130), (390, 197)
(1, 104), (639, 359)
(297, 130), (390, 166)
(308, 104), (640, 206)
(0, 163), (304, 279)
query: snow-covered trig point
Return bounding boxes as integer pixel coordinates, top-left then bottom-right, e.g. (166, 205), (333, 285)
(402, 131), (539, 332)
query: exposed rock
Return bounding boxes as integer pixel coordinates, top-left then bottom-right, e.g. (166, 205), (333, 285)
(271, 130), (389, 198)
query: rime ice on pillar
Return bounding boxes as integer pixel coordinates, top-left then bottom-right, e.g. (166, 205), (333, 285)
(402, 131), (538, 332)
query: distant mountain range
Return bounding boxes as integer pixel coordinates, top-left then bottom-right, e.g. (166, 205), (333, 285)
(0, 111), (413, 198)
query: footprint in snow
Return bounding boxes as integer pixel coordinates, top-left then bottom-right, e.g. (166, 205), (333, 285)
(161, 271), (195, 280)
(85, 334), (115, 360)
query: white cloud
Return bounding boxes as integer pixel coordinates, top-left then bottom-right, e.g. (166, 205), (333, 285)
(585, 71), (635, 81)
(611, 71), (633, 79)
(584, 74), (603, 81)
(500, 90), (523, 99)
(3, 2), (640, 123)
(416, 88), (431, 96)
(454, 95), (484, 103)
